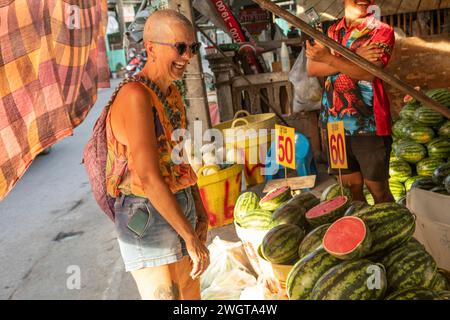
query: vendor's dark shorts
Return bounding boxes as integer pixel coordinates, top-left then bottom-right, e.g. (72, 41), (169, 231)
(328, 135), (392, 182)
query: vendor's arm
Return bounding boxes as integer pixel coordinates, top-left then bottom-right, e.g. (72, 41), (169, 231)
(306, 40), (382, 81)
(114, 83), (209, 278)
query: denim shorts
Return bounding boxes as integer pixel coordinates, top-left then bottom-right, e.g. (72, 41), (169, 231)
(114, 187), (196, 272)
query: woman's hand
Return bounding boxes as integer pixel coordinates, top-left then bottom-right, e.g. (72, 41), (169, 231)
(185, 235), (210, 280)
(356, 43), (384, 62)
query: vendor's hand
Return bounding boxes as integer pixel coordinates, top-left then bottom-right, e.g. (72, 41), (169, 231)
(195, 219), (209, 244)
(356, 42), (384, 62)
(305, 40), (332, 63)
(185, 235), (210, 280)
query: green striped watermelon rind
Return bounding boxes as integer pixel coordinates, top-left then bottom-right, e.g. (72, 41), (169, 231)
(234, 192), (260, 223)
(310, 259), (387, 300)
(386, 287), (441, 300)
(427, 137), (450, 160)
(414, 107), (444, 126)
(261, 223), (305, 265)
(438, 121), (450, 138)
(381, 241), (437, 293)
(237, 209), (275, 230)
(404, 176), (422, 191)
(430, 272), (450, 292)
(322, 216), (373, 261)
(272, 202), (307, 228)
(259, 186), (292, 211)
(417, 157), (446, 177)
(320, 183), (353, 202)
(389, 160), (412, 183)
(286, 248), (340, 300)
(432, 163), (450, 186)
(344, 201), (370, 216)
(389, 179), (406, 201)
(306, 196), (350, 228)
(354, 203), (416, 256)
(395, 141), (427, 164)
(405, 126), (435, 144)
(298, 224), (331, 259)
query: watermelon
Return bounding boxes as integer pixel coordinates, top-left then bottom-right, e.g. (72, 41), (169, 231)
(344, 201), (370, 216)
(320, 183), (352, 202)
(323, 216), (372, 260)
(417, 157), (445, 177)
(286, 248), (340, 300)
(431, 272), (450, 291)
(432, 163), (450, 185)
(445, 175), (450, 193)
(438, 121), (450, 138)
(389, 160), (412, 183)
(305, 196), (350, 228)
(298, 224), (330, 259)
(237, 209), (274, 230)
(354, 203), (416, 256)
(382, 243), (437, 292)
(261, 224), (305, 265)
(414, 107), (444, 126)
(395, 141), (427, 164)
(404, 176), (422, 191)
(426, 88), (450, 108)
(386, 287), (441, 300)
(363, 187), (375, 205)
(427, 137), (450, 159)
(410, 176), (437, 191)
(286, 192), (320, 211)
(259, 186), (292, 211)
(405, 126), (435, 144)
(272, 202), (307, 228)
(389, 179), (406, 201)
(310, 260), (387, 300)
(400, 103), (420, 121)
(396, 196), (407, 206)
(439, 291), (450, 300)
(392, 120), (409, 138)
(431, 186), (449, 195)
(234, 192), (260, 223)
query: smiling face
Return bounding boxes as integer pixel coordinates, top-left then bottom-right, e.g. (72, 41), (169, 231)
(143, 11), (196, 82)
(344, 0), (375, 19)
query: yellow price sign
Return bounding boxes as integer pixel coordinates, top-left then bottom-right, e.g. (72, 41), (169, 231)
(275, 125), (296, 170)
(327, 121), (348, 169)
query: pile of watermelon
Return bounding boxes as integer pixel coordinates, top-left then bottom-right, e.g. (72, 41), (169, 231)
(388, 88), (450, 201)
(282, 187), (450, 300)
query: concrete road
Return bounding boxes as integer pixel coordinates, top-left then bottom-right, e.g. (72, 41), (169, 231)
(0, 79), (142, 300)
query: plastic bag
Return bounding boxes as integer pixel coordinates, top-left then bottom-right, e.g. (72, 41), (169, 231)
(239, 276), (288, 300)
(200, 237), (255, 292)
(202, 268), (257, 300)
(289, 48), (323, 112)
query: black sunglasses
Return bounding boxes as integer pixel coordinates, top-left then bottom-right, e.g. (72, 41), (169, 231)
(150, 41), (201, 56)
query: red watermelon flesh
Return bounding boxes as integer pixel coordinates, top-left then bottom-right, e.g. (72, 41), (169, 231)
(305, 196), (350, 228)
(323, 216), (372, 260)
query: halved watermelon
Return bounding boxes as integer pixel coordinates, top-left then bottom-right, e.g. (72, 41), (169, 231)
(259, 186), (292, 211)
(305, 196), (350, 228)
(323, 216), (372, 260)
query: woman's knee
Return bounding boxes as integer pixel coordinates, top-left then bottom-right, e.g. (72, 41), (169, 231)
(131, 266), (180, 300)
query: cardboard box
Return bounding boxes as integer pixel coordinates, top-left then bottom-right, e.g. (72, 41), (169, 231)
(407, 188), (450, 271)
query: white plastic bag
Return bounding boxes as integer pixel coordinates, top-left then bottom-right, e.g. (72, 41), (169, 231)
(200, 237), (255, 292)
(202, 269), (257, 300)
(289, 48), (323, 112)
(239, 276), (287, 300)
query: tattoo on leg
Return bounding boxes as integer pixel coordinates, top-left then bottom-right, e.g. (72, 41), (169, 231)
(154, 282), (180, 300)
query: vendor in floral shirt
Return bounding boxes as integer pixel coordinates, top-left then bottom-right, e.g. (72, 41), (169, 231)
(306, 0), (395, 204)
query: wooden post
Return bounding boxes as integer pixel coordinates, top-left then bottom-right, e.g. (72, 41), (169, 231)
(167, 0), (212, 131)
(251, 0), (450, 120)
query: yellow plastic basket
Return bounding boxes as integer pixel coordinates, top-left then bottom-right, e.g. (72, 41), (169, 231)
(197, 164), (243, 229)
(213, 110), (275, 187)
